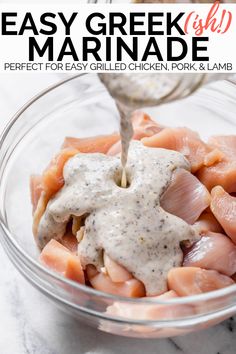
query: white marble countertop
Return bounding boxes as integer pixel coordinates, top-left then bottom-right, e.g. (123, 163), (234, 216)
(0, 73), (236, 354)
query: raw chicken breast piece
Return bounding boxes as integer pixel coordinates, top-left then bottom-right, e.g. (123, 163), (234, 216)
(132, 111), (163, 139)
(40, 239), (85, 284)
(183, 232), (236, 276)
(193, 211), (223, 234)
(211, 185), (236, 244)
(168, 267), (234, 296)
(198, 136), (236, 193)
(142, 127), (211, 173)
(42, 148), (78, 199)
(60, 232), (78, 254)
(161, 169), (210, 224)
(87, 265), (145, 298)
(32, 148), (78, 236)
(62, 133), (120, 154)
(104, 253), (133, 283)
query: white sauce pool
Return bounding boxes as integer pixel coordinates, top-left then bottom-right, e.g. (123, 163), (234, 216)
(38, 142), (198, 295)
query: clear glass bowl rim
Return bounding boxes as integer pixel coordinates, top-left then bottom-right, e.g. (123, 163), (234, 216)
(0, 73), (235, 308)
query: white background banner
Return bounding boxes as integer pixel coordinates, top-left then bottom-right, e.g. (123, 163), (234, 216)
(0, 2), (235, 73)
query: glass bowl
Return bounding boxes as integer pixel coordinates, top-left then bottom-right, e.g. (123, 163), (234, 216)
(0, 74), (236, 338)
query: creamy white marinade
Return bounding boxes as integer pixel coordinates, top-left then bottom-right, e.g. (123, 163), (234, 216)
(37, 142), (199, 295)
